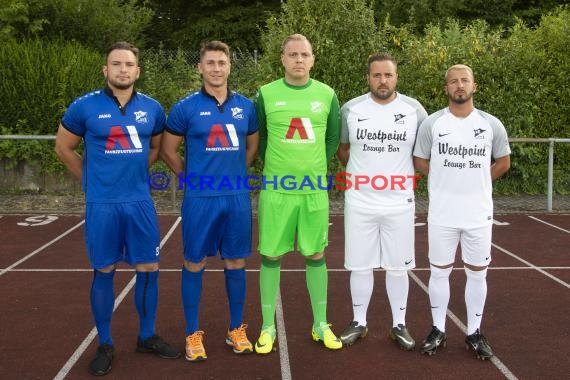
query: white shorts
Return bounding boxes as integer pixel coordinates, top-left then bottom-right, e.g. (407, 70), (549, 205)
(428, 224), (492, 267)
(344, 202), (415, 271)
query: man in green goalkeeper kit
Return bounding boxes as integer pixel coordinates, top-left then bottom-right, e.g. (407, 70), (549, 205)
(253, 33), (341, 354)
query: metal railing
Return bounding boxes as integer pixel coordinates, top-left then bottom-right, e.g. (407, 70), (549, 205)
(0, 135), (569, 211)
(509, 138), (570, 211)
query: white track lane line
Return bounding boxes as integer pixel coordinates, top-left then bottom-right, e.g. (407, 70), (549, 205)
(276, 292), (292, 380)
(0, 220), (85, 277)
(528, 215), (570, 234)
(409, 271), (518, 380)
(53, 217), (181, 380)
(491, 242), (570, 289)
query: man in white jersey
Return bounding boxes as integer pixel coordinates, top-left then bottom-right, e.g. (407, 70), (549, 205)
(337, 53), (427, 350)
(413, 64), (511, 360)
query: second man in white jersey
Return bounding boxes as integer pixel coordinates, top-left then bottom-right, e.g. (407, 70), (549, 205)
(337, 53), (427, 349)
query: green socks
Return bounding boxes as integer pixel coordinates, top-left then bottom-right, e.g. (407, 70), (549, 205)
(306, 256), (328, 328)
(259, 255), (281, 329)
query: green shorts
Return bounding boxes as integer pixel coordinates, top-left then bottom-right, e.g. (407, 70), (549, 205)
(258, 191), (329, 256)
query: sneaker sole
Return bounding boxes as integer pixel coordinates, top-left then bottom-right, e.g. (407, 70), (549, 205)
(420, 340), (447, 356)
(136, 347), (181, 359)
(185, 354), (207, 362)
(254, 342), (276, 354)
(465, 343), (493, 360)
(90, 366), (112, 377)
(389, 332), (415, 351)
(311, 330), (343, 350)
(226, 338), (253, 354)
(340, 329), (368, 346)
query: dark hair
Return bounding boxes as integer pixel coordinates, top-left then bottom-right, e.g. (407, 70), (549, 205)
(106, 41), (139, 63)
(367, 52), (397, 73)
(200, 41), (230, 61)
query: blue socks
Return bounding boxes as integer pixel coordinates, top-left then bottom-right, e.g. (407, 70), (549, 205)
(181, 266), (204, 335)
(181, 266), (247, 333)
(90, 269), (116, 345)
(135, 270), (159, 340)
(225, 268), (246, 330)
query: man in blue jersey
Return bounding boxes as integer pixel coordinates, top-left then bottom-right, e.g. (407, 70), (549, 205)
(160, 41), (259, 362)
(55, 41), (180, 376)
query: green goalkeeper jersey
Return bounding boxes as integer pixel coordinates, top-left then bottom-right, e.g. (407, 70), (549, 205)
(255, 78), (340, 194)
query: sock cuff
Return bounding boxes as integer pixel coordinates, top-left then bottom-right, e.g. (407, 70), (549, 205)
(430, 265), (453, 278)
(464, 267), (487, 279)
(182, 265), (205, 275)
(386, 269), (407, 278)
(305, 256), (326, 267)
(261, 255), (282, 268)
(94, 269), (116, 279)
(224, 267), (246, 277)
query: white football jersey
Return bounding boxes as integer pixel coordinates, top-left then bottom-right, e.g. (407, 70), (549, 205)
(413, 108), (511, 228)
(341, 92), (427, 208)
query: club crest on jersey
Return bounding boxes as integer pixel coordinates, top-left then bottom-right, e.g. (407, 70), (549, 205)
(231, 107), (244, 120)
(282, 118), (316, 144)
(394, 113), (406, 124)
(206, 124), (239, 151)
(474, 128), (486, 139)
(105, 125), (143, 154)
(134, 110), (148, 124)
(311, 101), (323, 113)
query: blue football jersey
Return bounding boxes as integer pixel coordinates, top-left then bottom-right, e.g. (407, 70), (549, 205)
(62, 87), (165, 203)
(167, 88), (258, 197)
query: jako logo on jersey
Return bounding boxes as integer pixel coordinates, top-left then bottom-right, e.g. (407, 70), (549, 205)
(134, 110), (148, 124)
(283, 118), (316, 144)
(98, 114), (111, 119)
(105, 125), (143, 154)
(231, 107), (244, 120)
(206, 124), (239, 151)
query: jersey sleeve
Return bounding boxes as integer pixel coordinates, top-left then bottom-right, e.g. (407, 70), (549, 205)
(325, 93), (341, 162)
(413, 115), (435, 159)
(340, 102), (350, 144)
(61, 98), (87, 137)
(247, 99), (259, 135)
(152, 102), (167, 136)
(486, 114), (511, 159)
(165, 101), (187, 136)
(254, 89), (267, 161)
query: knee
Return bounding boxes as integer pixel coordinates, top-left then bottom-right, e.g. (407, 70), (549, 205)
(307, 252), (324, 261)
(184, 259), (206, 272)
(96, 265), (116, 273)
(261, 255), (282, 267)
(465, 266), (487, 280)
(386, 269), (407, 278)
(430, 265), (453, 279)
(225, 258), (246, 270)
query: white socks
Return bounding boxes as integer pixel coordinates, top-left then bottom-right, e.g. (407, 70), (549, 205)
(350, 269), (374, 326)
(465, 267), (488, 335)
(386, 270), (409, 327)
(428, 265), (452, 332)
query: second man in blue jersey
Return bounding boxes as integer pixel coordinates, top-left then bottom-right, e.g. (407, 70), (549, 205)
(160, 41), (259, 362)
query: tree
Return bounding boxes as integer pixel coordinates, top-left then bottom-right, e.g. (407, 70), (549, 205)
(143, 0), (282, 51)
(0, 0), (153, 51)
(374, 0), (567, 33)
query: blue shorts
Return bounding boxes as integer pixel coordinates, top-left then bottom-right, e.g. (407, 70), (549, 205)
(181, 193), (252, 263)
(85, 201), (160, 269)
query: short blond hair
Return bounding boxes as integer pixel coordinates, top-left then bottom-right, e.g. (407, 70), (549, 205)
(445, 64), (474, 83)
(281, 33), (312, 53)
